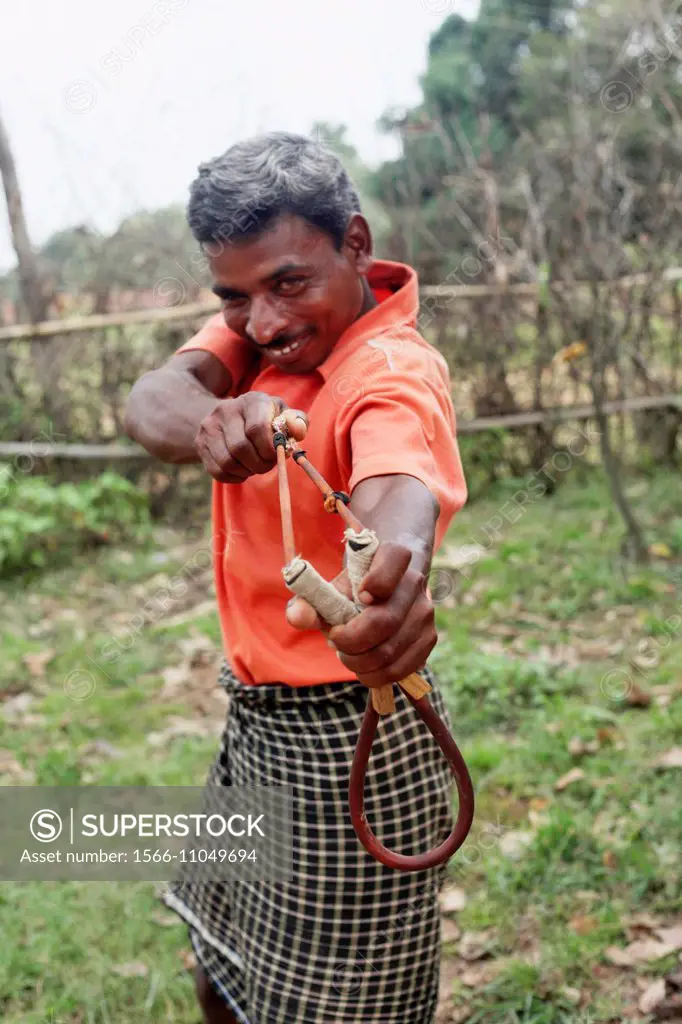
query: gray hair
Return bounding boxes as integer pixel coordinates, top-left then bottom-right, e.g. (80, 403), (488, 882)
(187, 131), (362, 251)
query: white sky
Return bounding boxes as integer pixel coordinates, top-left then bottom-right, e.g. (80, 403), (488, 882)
(0, 0), (478, 273)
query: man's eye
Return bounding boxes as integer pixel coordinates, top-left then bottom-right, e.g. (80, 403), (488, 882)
(275, 278), (306, 295)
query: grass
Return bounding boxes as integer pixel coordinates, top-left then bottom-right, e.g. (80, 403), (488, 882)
(1, 467), (681, 1021)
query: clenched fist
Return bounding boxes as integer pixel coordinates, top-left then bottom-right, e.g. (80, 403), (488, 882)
(194, 392), (308, 484)
(286, 541), (436, 689)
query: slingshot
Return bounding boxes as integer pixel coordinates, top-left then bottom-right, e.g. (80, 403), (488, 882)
(272, 417), (475, 872)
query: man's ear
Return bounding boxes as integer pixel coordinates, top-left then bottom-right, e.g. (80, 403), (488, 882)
(343, 214), (373, 275)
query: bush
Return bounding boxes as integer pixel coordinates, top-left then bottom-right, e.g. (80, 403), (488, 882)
(0, 468), (151, 578)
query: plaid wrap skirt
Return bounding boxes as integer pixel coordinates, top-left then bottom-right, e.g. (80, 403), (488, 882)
(163, 660), (456, 1024)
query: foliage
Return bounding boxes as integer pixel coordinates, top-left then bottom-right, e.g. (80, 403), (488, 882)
(0, 469), (151, 578)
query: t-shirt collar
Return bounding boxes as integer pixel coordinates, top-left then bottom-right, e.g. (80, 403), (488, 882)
(315, 260), (419, 381)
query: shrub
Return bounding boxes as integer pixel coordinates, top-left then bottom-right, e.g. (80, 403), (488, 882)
(0, 468), (151, 577)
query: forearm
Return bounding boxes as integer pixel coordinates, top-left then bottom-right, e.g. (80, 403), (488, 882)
(124, 367), (222, 464)
(349, 475), (439, 577)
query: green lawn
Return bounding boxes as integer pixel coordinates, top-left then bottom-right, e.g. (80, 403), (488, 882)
(1, 468), (681, 1022)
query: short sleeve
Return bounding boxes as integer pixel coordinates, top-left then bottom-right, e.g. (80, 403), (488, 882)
(175, 313), (257, 395)
(342, 340), (467, 550)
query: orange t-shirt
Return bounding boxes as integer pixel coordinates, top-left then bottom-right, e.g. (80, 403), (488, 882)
(176, 259), (467, 686)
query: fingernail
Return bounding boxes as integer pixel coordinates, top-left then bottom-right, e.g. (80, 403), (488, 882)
(327, 639), (336, 649)
(359, 591), (373, 605)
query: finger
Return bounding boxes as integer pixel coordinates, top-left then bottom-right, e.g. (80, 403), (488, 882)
(285, 596), (324, 631)
(332, 601), (426, 676)
(240, 397), (287, 464)
(221, 408), (272, 475)
(350, 634), (435, 689)
(282, 409), (308, 441)
(328, 572), (424, 655)
(195, 432), (249, 482)
(355, 543), (412, 604)
(285, 572), (351, 632)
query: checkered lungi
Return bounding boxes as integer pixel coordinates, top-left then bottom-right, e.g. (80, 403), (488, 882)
(163, 660), (456, 1024)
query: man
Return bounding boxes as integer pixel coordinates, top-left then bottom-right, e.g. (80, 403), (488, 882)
(125, 131), (467, 1024)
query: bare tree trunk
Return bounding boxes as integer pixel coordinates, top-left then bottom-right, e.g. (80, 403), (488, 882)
(0, 107), (50, 322)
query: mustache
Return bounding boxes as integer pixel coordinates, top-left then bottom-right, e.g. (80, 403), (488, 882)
(248, 328), (313, 349)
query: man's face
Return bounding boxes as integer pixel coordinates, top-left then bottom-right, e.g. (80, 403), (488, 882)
(207, 214), (370, 374)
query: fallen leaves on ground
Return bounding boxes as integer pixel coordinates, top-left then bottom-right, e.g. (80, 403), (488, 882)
(179, 949), (197, 971)
(441, 919), (461, 944)
(460, 962), (501, 988)
(555, 767), (586, 790)
(0, 749), (34, 782)
(458, 929), (497, 962)
(606, 919), (682, 965)
(112, 961), (148, 978)
(624, 683), (653, 708)
(22, 648), (56, 677)
(569, 915), (599, 936)
(654, 748), (682, 770)
(440, 887), (467, 914)
(499, 830), (534, 859)
(150, 910), (181, 928)
(147, 716), (221, 747)
(639, 978), (666, 1015)
(638, 968), (682, 1018)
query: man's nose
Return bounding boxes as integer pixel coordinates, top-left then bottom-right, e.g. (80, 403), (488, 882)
(246, 297), (289, 346)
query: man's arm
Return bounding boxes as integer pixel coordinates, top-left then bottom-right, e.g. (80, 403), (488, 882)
(124, 350), (308, 479)
(124, 350), (232, 464)
(287, 474), (439, 688)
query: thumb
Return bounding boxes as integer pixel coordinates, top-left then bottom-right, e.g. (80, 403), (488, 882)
(282, 408), (308, 442)
(270, 400), (308, 442)
(286, 596), (325, 632)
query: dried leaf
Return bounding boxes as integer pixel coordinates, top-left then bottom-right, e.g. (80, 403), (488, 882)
(560, 986), (582, 1005)
(151, 911), (180, 928)
(112, 961), (148, 978)
(460, 963), (500, 988)
(627, 912), (663, 932)
(0, 750), (33, 782)
(606, 938), (680, 966)
(160, 663), (190, 697)
(639, 978), (667, 1014)
(654, 749), (682, 770)
(576, 640), (612, 660)
(555, 767), (586, 791)
(441, 918), (461, 944)
(625, 684), (652, 708)
(655, 926), (682, 951)
(22, 649), (56, 677)
(499, 831), (534, 860)
(603, 850), (617, 869)
(2, 692), (36, 718)
(179, 949), (197, 971)
(570, 915), (598, 936)
(458, 930), (495, 962)
(440, 887), (467, 914)
(649, 543), (672, 559)
(560, 341), (587, 362)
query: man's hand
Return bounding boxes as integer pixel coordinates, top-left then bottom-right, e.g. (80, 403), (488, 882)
(195, 392), (308, 484)
(286, 541), (436, 689)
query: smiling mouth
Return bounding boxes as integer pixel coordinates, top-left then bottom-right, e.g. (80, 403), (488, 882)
(266, 329), (313, 358)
